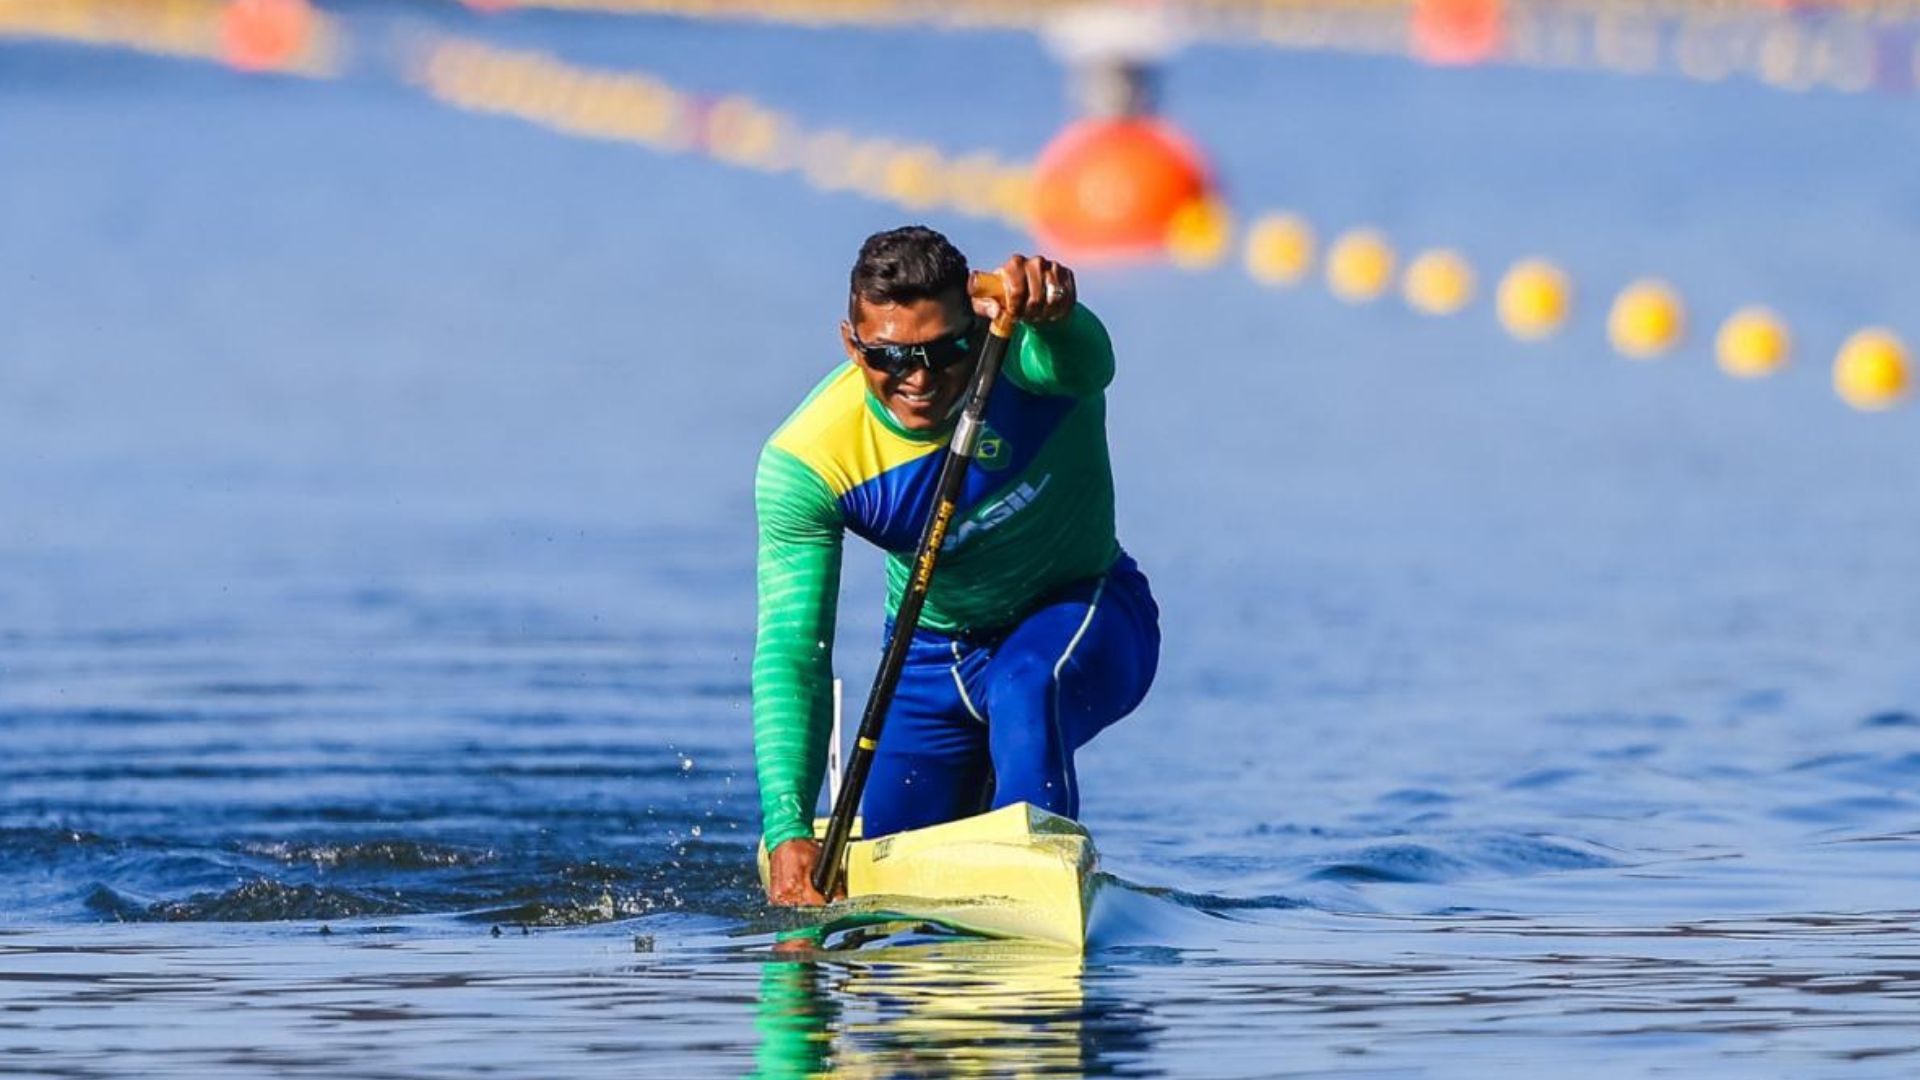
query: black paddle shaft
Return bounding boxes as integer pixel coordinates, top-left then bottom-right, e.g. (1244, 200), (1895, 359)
(812, 280), (1014, 898)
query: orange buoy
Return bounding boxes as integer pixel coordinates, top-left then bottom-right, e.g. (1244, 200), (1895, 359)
(220, 0), (314, 73)
(1411, 0), (1504, 66)
(1030, 117), (1213, 262)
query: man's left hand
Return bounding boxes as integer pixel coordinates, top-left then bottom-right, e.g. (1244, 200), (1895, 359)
(976, 254), (1076, 327)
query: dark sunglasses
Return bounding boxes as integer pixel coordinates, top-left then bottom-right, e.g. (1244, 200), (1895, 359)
(850, 319), (980, 376)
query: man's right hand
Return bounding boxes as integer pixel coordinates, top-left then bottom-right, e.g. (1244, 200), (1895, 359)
(766, 838), (837, 906)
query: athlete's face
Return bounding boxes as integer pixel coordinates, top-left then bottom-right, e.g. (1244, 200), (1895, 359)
(842, 291), (977, 432)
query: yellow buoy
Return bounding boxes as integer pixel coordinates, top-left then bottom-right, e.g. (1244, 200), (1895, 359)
(1166, 198), (1234, 270)
(1402, 248), (1476, 316)
(1244, 213), (1316, 286)
(1326, 228), (1396, 303)
(945, 152), (1004, 218)
(846, 138), (901, 199)
(1715, 306), (1790, 378)
(991, 166), (1034, 228)
(1607, 279), (1686, 359)
(1496, 258), (1572, 341)
(882, 145), (945, 209)
(1833, 328), (1911, 411)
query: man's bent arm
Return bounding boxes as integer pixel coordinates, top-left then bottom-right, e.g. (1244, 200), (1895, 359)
(752, 444), (844, 852)
(1006, 303), (1115, 397)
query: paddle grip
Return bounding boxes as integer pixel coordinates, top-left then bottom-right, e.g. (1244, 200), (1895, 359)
(969, 269), (1017, 338)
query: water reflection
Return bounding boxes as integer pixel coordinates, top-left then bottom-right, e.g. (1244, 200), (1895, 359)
(749, 929), (1153, 1079)
(753, 953), (838, 1079)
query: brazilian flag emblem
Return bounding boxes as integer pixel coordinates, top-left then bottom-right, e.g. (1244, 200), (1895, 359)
(974, 427), (1007, 471)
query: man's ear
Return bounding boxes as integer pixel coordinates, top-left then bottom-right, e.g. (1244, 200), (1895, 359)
(840, 320), (864, 367)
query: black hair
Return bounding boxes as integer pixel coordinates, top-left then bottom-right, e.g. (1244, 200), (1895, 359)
(848, 225), (969, 321)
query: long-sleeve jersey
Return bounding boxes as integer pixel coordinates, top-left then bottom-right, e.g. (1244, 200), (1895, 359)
(752, 304), (1122, 851)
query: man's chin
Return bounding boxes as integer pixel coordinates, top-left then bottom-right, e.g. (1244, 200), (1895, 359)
(890, 408), (940, 431)
(888, 395), (951, 430)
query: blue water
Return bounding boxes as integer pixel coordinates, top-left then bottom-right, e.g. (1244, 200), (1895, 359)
(4, 6), (1920, 1077)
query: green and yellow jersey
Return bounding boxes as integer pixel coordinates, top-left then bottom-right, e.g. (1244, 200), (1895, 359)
(753, 304), (1123, 850)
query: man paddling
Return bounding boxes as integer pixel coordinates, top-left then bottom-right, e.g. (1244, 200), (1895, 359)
(755, 225), (1159, 905)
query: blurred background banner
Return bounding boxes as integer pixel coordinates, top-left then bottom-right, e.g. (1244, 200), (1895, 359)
(2, 2), (1918, 1077)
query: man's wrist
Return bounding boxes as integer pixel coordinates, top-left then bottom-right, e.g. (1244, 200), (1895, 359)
(763, 819), (813, 852)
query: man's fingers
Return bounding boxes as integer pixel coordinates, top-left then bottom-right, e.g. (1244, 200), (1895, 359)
(1024, 257), (1050, 319)
(993, 254), (1075, 323)
(770, 875), (825, 906)
(765, 838), (832, 906)
(1039, 271), (1065, 319)
(786, 878), (829, 905)
(1000, 258), (1029, 320)
(1054, 265), (1076, 316)
(779, 886), (826, 906)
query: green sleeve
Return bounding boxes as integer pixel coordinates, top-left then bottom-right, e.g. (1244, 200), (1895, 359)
(752, 443), (844, 852)
(1005, 303), (1115, 397)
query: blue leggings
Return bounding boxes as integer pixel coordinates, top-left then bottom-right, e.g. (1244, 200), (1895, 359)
(861, 553), (1159, 839)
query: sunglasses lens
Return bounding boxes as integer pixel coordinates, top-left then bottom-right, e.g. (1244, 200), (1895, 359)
(926, 338), (970, 370)
(862, 328), (974, 374)
(870, 345), (922, 374)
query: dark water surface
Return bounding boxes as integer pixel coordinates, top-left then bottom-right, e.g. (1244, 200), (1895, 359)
(4, 7), (1920, 1077)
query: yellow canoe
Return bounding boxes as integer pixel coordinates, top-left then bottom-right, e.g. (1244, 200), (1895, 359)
(756, 802), (1100, 950)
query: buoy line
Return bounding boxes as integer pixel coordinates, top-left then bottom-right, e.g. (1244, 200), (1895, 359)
(4, 2), (1909, 411)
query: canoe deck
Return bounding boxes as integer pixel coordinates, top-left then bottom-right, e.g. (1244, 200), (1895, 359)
(757, 802), (1099, 949)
